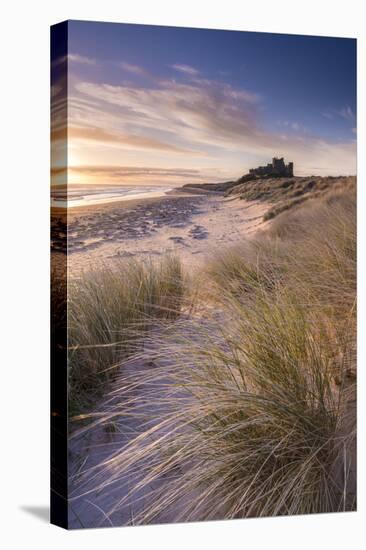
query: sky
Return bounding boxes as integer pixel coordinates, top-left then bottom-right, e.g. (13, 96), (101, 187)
(51, 20), (357, 186)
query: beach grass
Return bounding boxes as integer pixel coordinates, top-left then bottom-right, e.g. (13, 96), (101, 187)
(71, 181), (356, 521)
(68, 255), (185, 414)
(226, 174), (355, 221)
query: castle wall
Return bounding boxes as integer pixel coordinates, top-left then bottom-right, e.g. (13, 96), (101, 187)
(249, 158), (294, 178)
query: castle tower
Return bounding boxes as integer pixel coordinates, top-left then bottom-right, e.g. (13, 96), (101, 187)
(272, 157), (285, 174)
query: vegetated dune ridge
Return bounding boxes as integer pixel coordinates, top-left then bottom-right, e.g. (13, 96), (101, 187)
(182, 174), (355, 220)
(67, 176), (356, 528)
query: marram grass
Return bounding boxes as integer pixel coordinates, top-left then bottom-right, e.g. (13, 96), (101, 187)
(71, 184), (356, 523)
(68, 255), (185, 414)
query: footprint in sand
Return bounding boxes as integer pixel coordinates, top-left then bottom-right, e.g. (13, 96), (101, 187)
(188, 225), (209, 240)
(169, 236), (185, 244)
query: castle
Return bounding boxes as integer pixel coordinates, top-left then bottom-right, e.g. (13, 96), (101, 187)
(249, 157), (294, 178)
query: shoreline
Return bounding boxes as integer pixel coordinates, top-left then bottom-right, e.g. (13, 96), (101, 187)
(51, 188), (205, 218)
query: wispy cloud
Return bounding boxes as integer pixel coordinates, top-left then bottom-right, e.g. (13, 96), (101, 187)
(69, 165), (201, 177)
(52, 53), (96, 68)
(278, 120), (308, 133)
(68, 53), (96, 65)
(322, 111), (334, 120)
(74, 79), (261, 149)
(70, 76), (356, 178)
(65, 165), (207, 185)
(339, 105), (355, 120)
(67, 125), (203, 154)
(322, 106), (355, 122)
(120, 62), (147, 75)
(171, 64), (199, 76)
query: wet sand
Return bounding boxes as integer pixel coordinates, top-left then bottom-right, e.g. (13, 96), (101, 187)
(52, 192), (271, 275)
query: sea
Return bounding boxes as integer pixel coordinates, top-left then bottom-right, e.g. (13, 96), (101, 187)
(51, 184), (173, 208)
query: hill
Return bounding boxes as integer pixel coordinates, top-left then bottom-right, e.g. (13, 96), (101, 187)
(226, 175), (356, 220)
(181, 174), (356, 221)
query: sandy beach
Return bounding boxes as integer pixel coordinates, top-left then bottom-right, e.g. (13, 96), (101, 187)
(52, 192), (271, 275)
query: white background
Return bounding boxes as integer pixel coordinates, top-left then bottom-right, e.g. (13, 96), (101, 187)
(1, 0), (364, 548)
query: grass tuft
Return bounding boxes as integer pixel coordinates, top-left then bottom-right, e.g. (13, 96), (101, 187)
(68, 255), (185, 414)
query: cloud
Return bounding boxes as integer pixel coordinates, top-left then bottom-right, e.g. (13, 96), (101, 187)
(322, 111), (333, 120)
(65, 165), (207, 185)
(52, 53), (96, 68)
(74, 79), (261, 150)
(66, 125), (203, 154)
(51, 126), (67, 142)
(339, 105), (355, 120)
(69, 165), (201, 177)
(71, 77), (356, 178)
(171, 64), (199, 76)
(51, 167), (67, 176)
(68, 53), (96, 65)
(120, 62), (147, 75)
(292, 139), (356, 176)
(322, 106), (355, 122)
(278, 120), (308, 133)
(52, 165), (206, 186)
